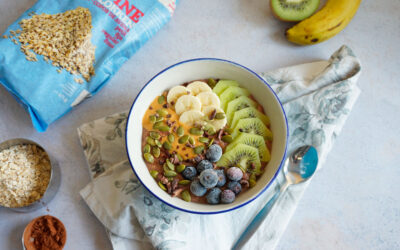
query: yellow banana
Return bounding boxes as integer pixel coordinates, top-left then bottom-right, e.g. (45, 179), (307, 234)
(285, 0), (361, 45)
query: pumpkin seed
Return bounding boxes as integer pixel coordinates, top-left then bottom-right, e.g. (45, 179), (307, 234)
(149, 115), (157, 123)
(163, 141), (172, 150)
(164, 170), (177, 177)
(166, 159), (175, 171)
(158, 95), (165, 104)
(207, 78), (217, 88)
(178, 180), (191, 185)
(226, 127), (234, 134)
(150, 170), (158, 178)
(158, 181), (167, 191)
(156, 116), (164, 122)
(152, 147), (160, 158)
(168, 134), (175, 143)
(150, 131), (161, 140)
(198, 137), (209, 144)
(155, 139), (162, 148)
(188, 136), (195, 145)
(144, 153), (154, 163)
(143, 144), (151, 153)
(176, 164), (186, 173)
(189, 127), (203, 136)
(153, 121), (163, 129)
(208, 138), (214, 147)
(158, 125), (170, 132)
(177, 126), (184, 137)
(215, 112), (225, 120)
(178, 135), (189, 144)
(249, 173), (256, 187)
(146, 137), (156, 146)
(181, 190), (191, 202)
(204, 124), (216, 135)
(177, 154), (183, 162)
(163, 163), (170, 172)
(194, 145), (204, 155)
(222, 135), (233, 143)
(157, 108), (168, 117)
(167, 177), (174, 182)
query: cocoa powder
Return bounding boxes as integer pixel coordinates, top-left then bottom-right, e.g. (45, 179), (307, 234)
(24, 215), (66, 250)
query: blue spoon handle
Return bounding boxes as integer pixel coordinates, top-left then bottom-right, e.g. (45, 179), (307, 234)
(232, 182), (289, 250)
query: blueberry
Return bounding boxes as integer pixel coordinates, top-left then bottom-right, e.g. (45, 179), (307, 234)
(226, 167), (243, 181)
(206, 144), (222, 162)
(199, 169), (218, 188)
(190, 179), (207, 197)
(206, 187), (222, 204)
(221, 189), (235, 204)
(227, 181), (242, 195)
(196, 160), (213, 173)
(216, 169), (226, 187)
(182, 166), (197, 180)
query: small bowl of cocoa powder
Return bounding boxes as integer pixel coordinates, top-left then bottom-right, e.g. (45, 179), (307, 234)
(22, 215), (67, 250)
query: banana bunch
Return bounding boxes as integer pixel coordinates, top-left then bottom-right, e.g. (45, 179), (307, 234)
(167, 81), (226, 130)
(286, 0), (361, 45)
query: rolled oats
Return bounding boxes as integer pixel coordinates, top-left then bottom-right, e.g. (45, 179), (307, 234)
(0, 144), (51, 208)
(10, 7), (96, 82)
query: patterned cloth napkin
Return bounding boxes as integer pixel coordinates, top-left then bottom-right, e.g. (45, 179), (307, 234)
(78, 45), (361, 250)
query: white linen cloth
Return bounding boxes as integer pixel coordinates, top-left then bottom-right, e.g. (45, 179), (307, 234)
(78, 45), (361, 250)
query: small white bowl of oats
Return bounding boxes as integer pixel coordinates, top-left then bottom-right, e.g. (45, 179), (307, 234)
(0, 138), (61, 212)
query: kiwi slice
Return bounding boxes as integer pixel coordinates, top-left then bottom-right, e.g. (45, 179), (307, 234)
(226, 96), (257, 124)
(270, 0), (320, 22)
(217, 143), (261, 173)
(226, 133), (271, 162)
(219, 87), (250, 111)
(231, 107), (270, 129)
(213, 80), (239, 96)
(232, 118), (273, 141)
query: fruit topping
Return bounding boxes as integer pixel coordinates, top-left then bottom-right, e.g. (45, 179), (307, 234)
(219, 86), (250, 111)
(231, 118), (273, 141)
(226, 133), (271, 162)
(206, 187), (222, 204)
(226, 167), (243, 181)
(182, 166), (197, 180)
(227, 181), (242, 195)
(186, 81), (212, 96)
(190, 179), (207, 197)
(206, 144), (223, 162)
(215, 169), (227, 187)
(217, 144), (261, 174)
(199, 169), (219, 188)
(221, 189), (235, 204)
(196, 160), (213, 173)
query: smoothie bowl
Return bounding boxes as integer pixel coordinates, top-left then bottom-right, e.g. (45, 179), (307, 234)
(126, 59), (288, 214)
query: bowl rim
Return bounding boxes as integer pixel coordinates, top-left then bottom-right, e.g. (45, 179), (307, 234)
(125, 58), (289, 214)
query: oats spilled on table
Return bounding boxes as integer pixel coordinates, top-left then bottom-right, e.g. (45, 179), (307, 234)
(6, 7), (96, 82)
(0, 144), (51, 208)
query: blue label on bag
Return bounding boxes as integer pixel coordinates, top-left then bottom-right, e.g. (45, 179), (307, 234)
(0, 0), (177, 131)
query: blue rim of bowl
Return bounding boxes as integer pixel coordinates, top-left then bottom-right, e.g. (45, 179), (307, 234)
(125, 58), (289, 215)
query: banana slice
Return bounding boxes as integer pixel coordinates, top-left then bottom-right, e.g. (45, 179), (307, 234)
(175, 95), (202, 115)
(167, 86), (190, 105)
(187, 81), (212, 96)
(196, 92), (220, 108)
(179, 110), (205, 127)
(202, 106), (227, 131)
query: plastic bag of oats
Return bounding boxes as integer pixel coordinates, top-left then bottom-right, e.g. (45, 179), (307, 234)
(0, 0), (177, 131)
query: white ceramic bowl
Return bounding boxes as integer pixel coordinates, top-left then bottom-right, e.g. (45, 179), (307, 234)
(126, 58), (288, 214)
